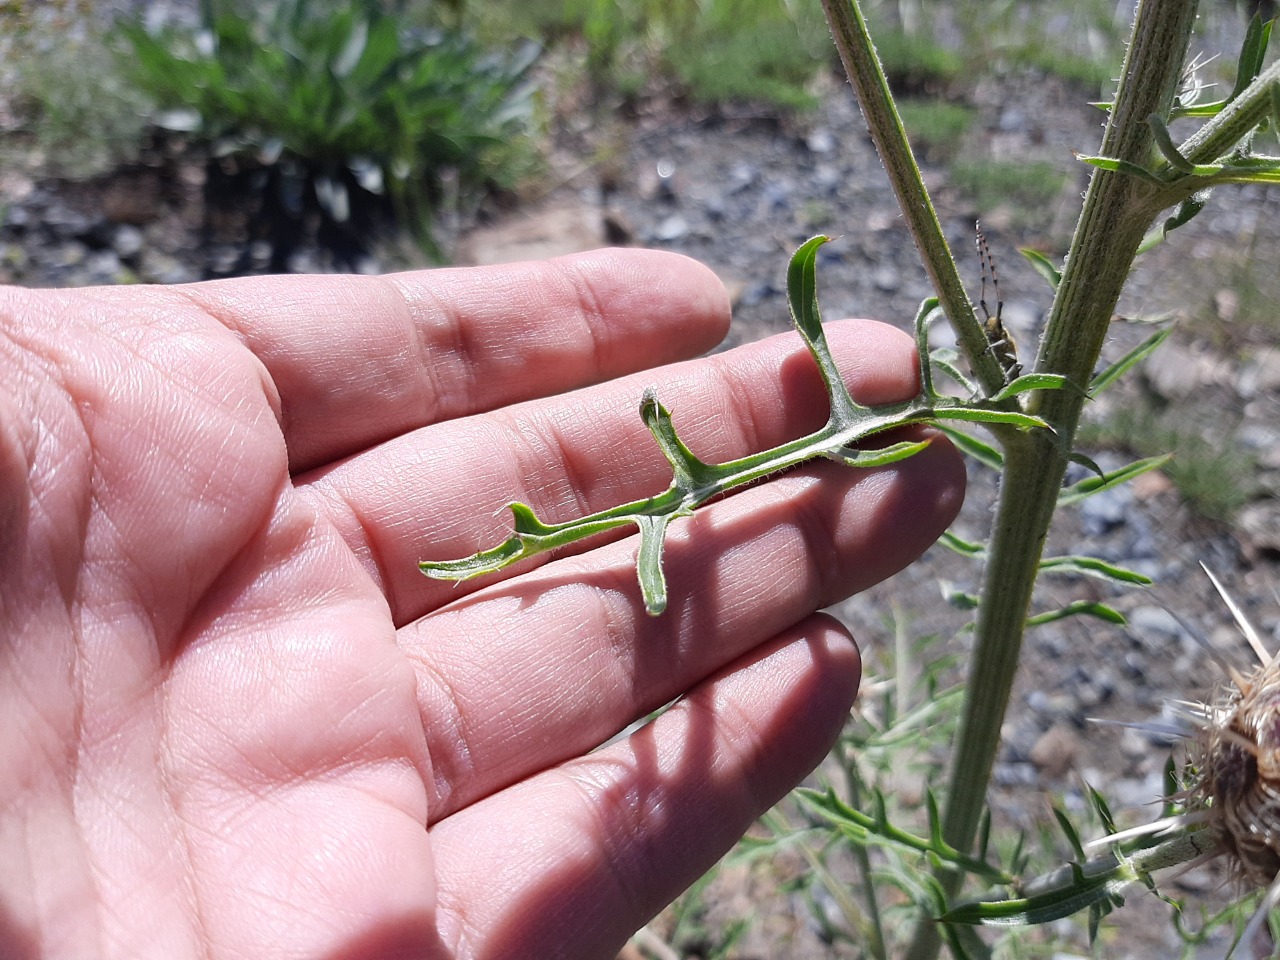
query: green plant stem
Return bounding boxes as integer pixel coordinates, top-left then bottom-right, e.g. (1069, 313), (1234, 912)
(898, 3), (1201, 958)
(820, 0), (1009, 397)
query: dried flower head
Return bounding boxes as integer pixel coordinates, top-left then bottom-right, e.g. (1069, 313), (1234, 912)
(1166, 565), (1280, 952)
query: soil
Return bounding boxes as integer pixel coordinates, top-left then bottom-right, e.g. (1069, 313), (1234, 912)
(4, 7), (1280, 958)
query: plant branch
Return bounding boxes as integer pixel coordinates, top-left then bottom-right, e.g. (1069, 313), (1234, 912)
(820, 0), (1010, 398)
(903, 2), (1201, 957)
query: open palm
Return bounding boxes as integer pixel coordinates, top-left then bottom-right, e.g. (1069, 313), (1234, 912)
(0, 249), (963, 960)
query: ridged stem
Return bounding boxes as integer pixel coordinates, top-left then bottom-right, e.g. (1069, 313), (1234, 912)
(903, 4), (1200, 958)
(820, 0), (1010, 397)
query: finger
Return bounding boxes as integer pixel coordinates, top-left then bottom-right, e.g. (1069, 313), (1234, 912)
(300, 318), (930, 626)
(405, 430), (959, 818)
(428, 617), (860, 960)
(175, 249), (730, 471)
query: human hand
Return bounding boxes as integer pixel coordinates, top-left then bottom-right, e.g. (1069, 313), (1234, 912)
(0, 249), (963, 959)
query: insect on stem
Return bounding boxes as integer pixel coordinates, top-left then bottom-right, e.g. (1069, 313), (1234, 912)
(975, 222), (1023, 384)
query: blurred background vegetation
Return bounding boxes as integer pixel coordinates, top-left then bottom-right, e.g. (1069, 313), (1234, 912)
(0, 0), (1227, 258)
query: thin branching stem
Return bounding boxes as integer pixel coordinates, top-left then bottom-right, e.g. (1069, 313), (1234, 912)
(867, 2), (1201, 957)
(820, 0), (1010, 398)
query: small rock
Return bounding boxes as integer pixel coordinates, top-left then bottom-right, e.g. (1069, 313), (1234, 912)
(112, 224), (145, 260)
(740, 279), (779, 307)
(137, 249), (198, 285)
(1030, 725), (1080, 779)
(84, 249), (122, 283)
(1119, 726), (1151, 760)
(4, 204), (31, 231)
(1131, 468), (1175, 500)
(871, 264), (900, 292)
(998, 106), (1027, 133)
(653, 213), (689, 242)
(1128, 605), (1185, 646)
(1236, 502), (1280, 560)
(804, 127), (836, 154)
(1237, 347), (1280, 400)
(1109, 769), (1170, 809)
(43, 203), (94, 239)
(992, 762), (1039, 788)
(1214, 287), (1239, 324)
(52, 242), (87, 269)
(726, 161), (758, 195)
(1141, 341), (1228, 400)
(1078, 484), (1130, 535)
(760, 181), (790, 212)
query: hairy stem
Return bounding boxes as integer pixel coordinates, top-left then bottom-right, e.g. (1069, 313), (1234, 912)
(820, 0), (1009, 397)
(899, 2), (1201, 957)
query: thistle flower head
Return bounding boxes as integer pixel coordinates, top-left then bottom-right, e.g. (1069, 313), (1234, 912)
(1188, 566), (1280, 891)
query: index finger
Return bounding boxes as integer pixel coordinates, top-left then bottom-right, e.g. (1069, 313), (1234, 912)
(174, 249), (730, 472)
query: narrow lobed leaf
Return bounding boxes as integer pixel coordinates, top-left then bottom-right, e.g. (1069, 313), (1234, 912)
(939, 531), (986, 558)
(938, 425), (1004, 470)
(1149, 113), (1195, 173)
(1026, 601), (1127, 627)
(1058, 453), (1173, 506)
(1089, 326), (1173, 395)
(985, 372), (1080, 404)
(633, 514), (674, 615)
(1038, 555), (1154, 585)
(824, 438), (934, 469)
(1019, 247), (1062, 289)
(1231, 15), (1274, 103)
(787, 235), (862, 423)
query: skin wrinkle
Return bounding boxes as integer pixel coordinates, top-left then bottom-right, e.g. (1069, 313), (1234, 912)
(386, 277), (453, 429)
(156, 710), (214, 960)
(555, 258), (614, 381)
(504, 408), (600, 530)
(408, 643), (478, 819)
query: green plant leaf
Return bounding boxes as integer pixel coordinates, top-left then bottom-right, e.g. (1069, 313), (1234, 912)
(942, 859), (1135, 927)
(796, 788), (1014, 885)
(1231, 14), (1273, 104)
(634, 514), (676, 615)
(639, 389), (717, 490)
(788, 235), (861, 423)
(824, 438), (934, 468)
(938, 425), (1004, 470)
(419, 239), (1059, 610)
(1038, 555), (1154, 585)
(1149, 113), (1195, 173)
(1026, 601), (1127, 627)
(1073, 153), (1164, 184)
(1058, 453), (1172, 506)
(927, 351), (978, 397)
(1054, 806), (1087, 860)
(1089, 326), (1173, 394)
(1019, 248), (1061, 289)
(931, 407), (1052, 431)
(985, 373), (1079, 404)
(939, 531), (985, 558)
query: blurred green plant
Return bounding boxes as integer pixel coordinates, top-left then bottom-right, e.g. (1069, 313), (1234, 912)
(948, 160), (1072, 226)
(863, 0), (1126, 94)
(115, 0), (538, 262)
(475, 0), (831, 109)
(0, 2), (150, 178)
(896, 99), (975, 162)
(1079, 403), (1256, 522)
